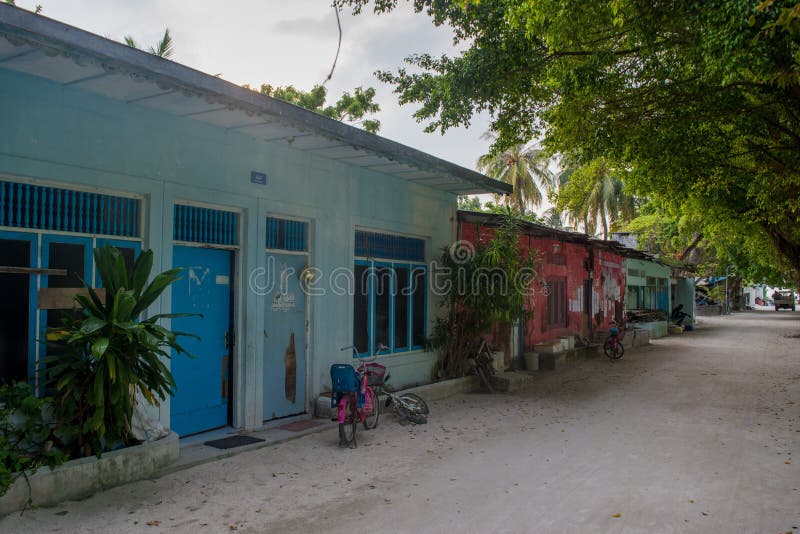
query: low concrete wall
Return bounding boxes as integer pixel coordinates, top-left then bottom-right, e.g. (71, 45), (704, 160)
(630, 321), (668, 339)
(622, 328), (651, 348)
(0, 432), (179, 516)
(696, 305), (723, 316)
(315, 375), (478, 418)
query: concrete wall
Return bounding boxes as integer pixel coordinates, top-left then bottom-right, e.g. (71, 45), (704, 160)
(671, 277), (695, 325)
(0, 433), (179, 516)
(0, 68), (455, 432)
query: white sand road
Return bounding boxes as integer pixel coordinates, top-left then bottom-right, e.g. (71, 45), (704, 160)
(1, 311), (798, 533)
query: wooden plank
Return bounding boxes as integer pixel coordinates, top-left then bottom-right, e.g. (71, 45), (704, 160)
(37, 287), (106, 310)
(0, 266), (67, 276)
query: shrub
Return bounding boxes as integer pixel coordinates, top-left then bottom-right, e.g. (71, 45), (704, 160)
(0, 382), (66, 497)
(46, 246), (196, 457)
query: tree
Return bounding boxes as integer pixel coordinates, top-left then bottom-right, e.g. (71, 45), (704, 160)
(337, 0), (800, 280)
(555, 158), (637, 239)
(250, 84), (381, 133)
(124, 28), (174, 59)
(476, 140), (553, 212)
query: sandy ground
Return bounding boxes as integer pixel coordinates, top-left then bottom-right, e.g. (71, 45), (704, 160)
(1, 311), (798, 533)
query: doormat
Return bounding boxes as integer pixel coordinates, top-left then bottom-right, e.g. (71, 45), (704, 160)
(204, 435), (265, 450)
(277, 420), (324, 432)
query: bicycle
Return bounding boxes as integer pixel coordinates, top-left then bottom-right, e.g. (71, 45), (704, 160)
(603, 323), (625, 360)
(330, 346), (383, 448)
(469, 339), (496, 392)
(369, 356), (430, 425)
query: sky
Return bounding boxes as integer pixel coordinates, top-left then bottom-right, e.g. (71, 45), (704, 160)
(14, 0), (493, 172)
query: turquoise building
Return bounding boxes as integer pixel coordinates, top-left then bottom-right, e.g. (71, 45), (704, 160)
(0, 6), (508, 437)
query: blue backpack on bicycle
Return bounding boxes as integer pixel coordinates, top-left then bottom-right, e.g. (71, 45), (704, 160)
(330, 364), (363, 408)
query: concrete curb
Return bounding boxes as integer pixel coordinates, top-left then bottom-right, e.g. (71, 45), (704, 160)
(0, 432), (179, 516)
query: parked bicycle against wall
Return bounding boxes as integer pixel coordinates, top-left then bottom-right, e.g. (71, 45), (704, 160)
(469, 339), (496, 392)
(603, 322), (625, 360)
(330, 346), (382, 448)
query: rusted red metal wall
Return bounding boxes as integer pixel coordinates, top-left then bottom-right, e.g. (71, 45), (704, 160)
(459, 221), (625, 350)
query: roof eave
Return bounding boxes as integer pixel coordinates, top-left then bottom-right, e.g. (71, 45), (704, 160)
(0, 4), (512, 196)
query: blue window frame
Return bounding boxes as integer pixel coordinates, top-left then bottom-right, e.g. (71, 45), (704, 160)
(352, 259), (427, 358)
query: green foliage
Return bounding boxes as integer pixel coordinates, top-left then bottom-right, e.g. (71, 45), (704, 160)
(554, 158), (638, 239)
(248, 83), (382, 133)
(0, 382), (67, 497)
(338, 0), (800, 280)
(124, 28), (174, 59)
(624, 199), (794, 286)
(457, 196), (545, 224)
(477, 140), (553, 211)
(46, 246), (196, 457)
(430, 211), (537, 377)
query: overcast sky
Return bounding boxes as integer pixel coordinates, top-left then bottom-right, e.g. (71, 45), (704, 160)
(17, 0), (492, 171)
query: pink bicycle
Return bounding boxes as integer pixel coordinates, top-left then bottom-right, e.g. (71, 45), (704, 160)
(603, 322), (625, 360)
(330, 346), (385, 448)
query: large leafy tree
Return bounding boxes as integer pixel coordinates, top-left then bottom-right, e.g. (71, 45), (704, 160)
(476, 141), (553, 212)
(250, 84), (381, 133)
(338, 0), (800, 281)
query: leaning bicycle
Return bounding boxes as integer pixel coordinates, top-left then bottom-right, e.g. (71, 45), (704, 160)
(368, 350), (430, 425)
(469, 339), (496, 392)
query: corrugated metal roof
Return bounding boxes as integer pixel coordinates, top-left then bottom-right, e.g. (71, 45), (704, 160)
(457, 210), (678, 266)
(0, 4), (512, 196)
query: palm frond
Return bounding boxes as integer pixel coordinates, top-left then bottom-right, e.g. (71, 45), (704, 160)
(148, 28), (174, 59)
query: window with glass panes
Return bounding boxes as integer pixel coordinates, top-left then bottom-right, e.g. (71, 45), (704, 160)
(353, 230), (426, 357)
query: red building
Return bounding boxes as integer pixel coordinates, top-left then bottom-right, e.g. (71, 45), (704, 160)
(458, 211), (626, 352)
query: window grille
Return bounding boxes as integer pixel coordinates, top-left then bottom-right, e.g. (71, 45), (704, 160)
(354, 230), (424, 262)
(0, 180), (140, 237)
(174, 204), (238, 246)
(266, 216), (308, 252)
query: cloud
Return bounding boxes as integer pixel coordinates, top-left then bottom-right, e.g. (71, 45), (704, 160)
(273, 15), (334, 36)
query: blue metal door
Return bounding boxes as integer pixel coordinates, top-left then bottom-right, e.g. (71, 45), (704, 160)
(170, 246), (233, 436)
(263, 253), (307, 420)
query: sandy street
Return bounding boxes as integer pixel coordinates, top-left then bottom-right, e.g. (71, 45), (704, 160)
(1, 311), (798, 534)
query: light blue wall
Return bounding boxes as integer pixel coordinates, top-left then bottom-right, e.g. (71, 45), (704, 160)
(0, 68), (456, 431)
(672, 277), (695, 325)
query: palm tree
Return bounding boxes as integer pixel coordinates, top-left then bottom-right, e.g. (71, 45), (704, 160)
(555, 158), (638, 239)
(477, 138), (554, 213)
(542, 206), (565, 229)
(124, 28), (174, 59)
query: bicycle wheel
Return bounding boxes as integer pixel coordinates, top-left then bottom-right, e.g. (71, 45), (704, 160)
(338, 394), (358, 447)
(604, 339), (624, 360)
(396, 393), (429, 415)
(363, 387), (380, 430)
(476, 365), (494, 393)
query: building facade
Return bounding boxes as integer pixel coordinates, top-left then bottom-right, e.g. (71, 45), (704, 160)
(458, 212), (626, 352)
(0, 6), (508, 437)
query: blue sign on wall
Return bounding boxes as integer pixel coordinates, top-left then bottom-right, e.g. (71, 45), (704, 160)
(250, 171), (267, 185)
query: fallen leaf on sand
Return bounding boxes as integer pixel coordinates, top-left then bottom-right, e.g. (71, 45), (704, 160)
(145, 520), (161, 527)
